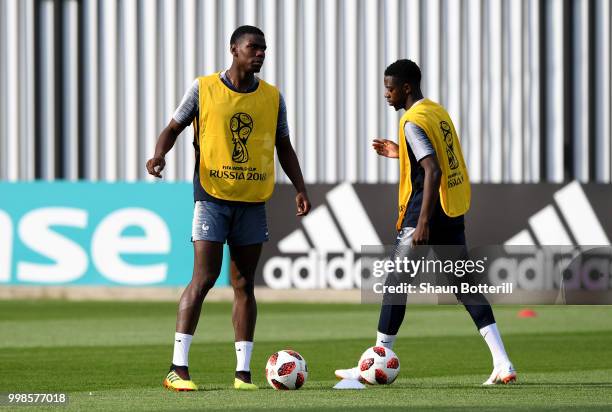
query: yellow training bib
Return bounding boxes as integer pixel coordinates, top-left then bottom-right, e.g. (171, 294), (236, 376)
(196, 73), (279, 202)
(397, 99), (471, 230)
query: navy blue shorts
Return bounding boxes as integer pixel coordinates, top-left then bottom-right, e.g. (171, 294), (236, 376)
(396, 224), (466, 247)
(191, 201), (269, 246)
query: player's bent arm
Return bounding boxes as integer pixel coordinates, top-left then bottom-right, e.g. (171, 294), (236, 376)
(417, 155), (442, 227)
(146, 119), (188, 178)
(372, 138), (399, 158)
(275, 136), (311, 216)
(154, 119), (186, 158)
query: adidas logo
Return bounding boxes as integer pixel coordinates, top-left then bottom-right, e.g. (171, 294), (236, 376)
(505, 181), (610, 247)
(493, 181), (611, 295)
(262, 183), (381, 289)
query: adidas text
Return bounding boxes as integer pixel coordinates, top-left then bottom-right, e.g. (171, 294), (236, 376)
(263, 250), (370, 289)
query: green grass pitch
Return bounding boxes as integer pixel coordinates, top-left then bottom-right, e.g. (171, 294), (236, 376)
(1, 300), (611, 411)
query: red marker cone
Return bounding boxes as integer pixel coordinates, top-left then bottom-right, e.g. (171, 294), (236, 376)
(518, 308), (537, 318)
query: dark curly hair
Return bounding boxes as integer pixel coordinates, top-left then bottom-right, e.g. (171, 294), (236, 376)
(384, 59), (421, 87)
(230, 25), (265, 45)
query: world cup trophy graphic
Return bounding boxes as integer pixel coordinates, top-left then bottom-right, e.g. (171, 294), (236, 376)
(440, 120), (459, 170)
(230, 112), (254, 163)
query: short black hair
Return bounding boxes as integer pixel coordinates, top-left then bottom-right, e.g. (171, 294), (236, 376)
(384, 59), (421, 86)
(230, 25), (265, 45)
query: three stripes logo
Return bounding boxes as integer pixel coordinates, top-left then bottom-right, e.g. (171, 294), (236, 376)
(262, 181), (610, 291)
(262, 183), (381, 289)
(495, 181), (611, 298)
(166, 371), (181, 383)
(505, 181), (610, 247)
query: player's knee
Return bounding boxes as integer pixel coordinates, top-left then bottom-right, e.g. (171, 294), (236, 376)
(191, 273), (217, 295)
(231, 275), (255, 297)
(455, 292), (488, 306)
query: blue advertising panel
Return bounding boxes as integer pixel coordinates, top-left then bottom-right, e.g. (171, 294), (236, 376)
(0, 182), (229, 286)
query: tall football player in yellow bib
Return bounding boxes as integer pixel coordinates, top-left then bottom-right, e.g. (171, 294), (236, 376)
(146, 26), (311, 391)
(335, 60), (517, 385)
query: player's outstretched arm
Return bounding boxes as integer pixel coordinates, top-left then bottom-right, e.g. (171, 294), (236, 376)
(275, 137), (311, 216)
(146, 119), (187, 178)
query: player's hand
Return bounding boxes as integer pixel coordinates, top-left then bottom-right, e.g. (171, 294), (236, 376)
(411, 222), (429, 247)
(146, 156), (166, 178)
(296, 191), (311, 216)
(372, 139), (399, 158)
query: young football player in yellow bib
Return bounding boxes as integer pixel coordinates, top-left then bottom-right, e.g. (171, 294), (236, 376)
(146, 26), (311, 391)
(335, 59), (517, 385)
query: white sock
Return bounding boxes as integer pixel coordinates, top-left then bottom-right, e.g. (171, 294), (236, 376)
(376, 331), (397, 349)
(235, 341), (253, 372)
(479, 323), (510, 367)
(172, 332), (193, 367)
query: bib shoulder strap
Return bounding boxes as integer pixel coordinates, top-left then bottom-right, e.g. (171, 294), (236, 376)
(198, 73), (220, 92)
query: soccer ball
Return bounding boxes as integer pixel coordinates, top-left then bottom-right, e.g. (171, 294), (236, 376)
(358, 346), (400, 385)
(265, 350), (308, 390)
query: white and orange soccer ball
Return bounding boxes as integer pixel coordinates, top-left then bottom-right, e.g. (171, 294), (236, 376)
(358, 346), (400, 385)
(265, 350), (308, 390)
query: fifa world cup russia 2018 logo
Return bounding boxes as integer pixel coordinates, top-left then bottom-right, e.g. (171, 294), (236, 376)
(440, 120), (459, 170)
(230, 112), (254, 163)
